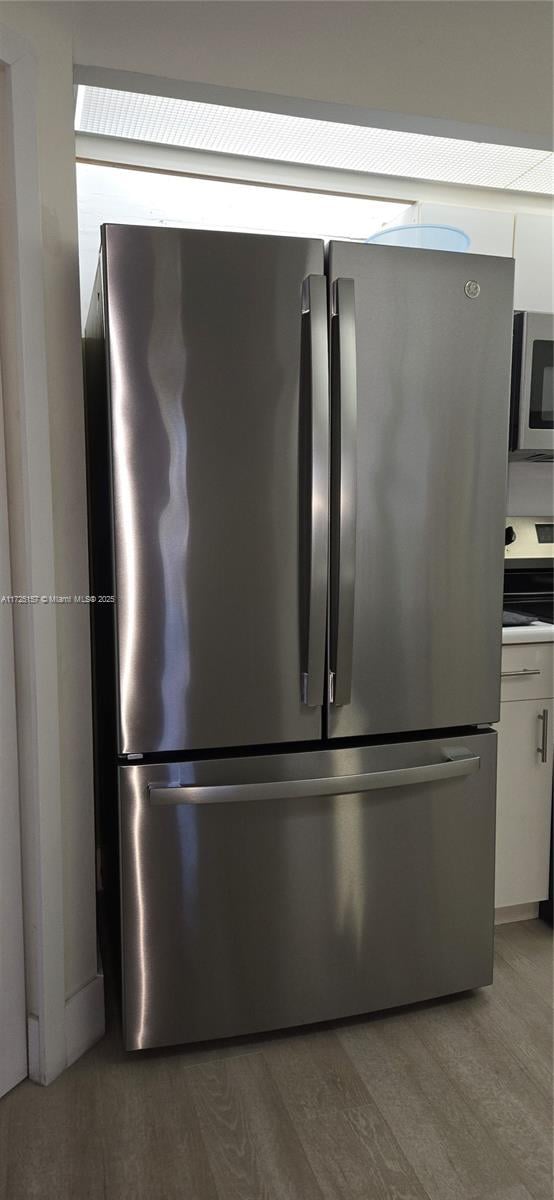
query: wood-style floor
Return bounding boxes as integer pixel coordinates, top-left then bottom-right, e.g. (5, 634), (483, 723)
(1, 920), (552, 1200)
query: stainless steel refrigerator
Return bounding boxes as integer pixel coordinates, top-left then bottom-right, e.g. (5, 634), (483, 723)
(84, 225), (514, 1051)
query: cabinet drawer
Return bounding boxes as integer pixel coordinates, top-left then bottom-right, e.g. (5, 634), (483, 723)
(494, 698), (553, 908)
(501, 643), (554, 701)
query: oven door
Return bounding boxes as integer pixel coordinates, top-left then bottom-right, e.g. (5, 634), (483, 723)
(504, 565), (554, 624)
(517, 313), (554, 454)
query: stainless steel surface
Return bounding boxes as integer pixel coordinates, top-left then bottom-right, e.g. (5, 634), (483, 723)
(330, 277), (358, 707)
(501, 668), (541, 678)
(505, 516), (554, 561)
(538, 707), (549, 763)
(327, 242), (514, 739)
(301, 275), (330, 707)
(518, 312), (554, 455)
(102, 225), (325, 754)
(120, 730), (496, 1050)
(149, 747), (479, 805)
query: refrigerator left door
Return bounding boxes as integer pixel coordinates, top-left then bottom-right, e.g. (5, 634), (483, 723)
(99, 226), (328, 754)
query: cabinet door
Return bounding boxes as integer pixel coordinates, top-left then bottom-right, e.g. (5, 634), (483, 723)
(417, 203), (514, 258)
(513, 214), (554, 311)
(495, 698), (553, 907)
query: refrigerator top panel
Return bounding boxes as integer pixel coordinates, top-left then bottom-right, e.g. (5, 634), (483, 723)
(100, 225), (326, 756)
(327, 242), (515, 739)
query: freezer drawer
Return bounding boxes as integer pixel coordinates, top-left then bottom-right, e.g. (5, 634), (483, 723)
(119, 730), (496, 1050)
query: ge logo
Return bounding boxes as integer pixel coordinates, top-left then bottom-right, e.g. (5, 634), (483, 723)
(464, 280), (481, 299)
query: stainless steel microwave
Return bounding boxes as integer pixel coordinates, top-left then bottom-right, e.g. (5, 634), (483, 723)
(509, 311), (554, 459)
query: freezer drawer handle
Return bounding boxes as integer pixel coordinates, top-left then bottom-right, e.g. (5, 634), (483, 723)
(300, 275), (329, 707)
(149, 749), (480, 806)
(330, 277), (357, 707)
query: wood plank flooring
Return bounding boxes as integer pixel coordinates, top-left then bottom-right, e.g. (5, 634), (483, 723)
(1, 920), (551, 1200)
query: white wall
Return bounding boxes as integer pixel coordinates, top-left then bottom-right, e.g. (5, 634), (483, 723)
(0, 0), (551, 1058)
(0, 3), (97, 1011)
(0, 70), (26, 1092)
(32, 18), (98, 1004)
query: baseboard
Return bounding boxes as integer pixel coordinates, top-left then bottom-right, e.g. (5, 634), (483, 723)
(27, 1013), (40, 1081)
(494, 902), (540, 925)
(65, 974), (105, 1067)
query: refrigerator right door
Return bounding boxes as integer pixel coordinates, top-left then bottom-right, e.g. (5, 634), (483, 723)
(328, 242), (514, 739)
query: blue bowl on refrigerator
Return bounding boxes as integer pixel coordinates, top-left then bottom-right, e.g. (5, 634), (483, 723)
(367, 223), (471, 252)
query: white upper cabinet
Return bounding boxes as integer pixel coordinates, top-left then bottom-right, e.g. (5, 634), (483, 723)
(513, 213), (554, 312)
(416, 202), (514, 257)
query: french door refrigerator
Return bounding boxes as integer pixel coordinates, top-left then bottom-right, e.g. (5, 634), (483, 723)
(85, 224), (514, 1051)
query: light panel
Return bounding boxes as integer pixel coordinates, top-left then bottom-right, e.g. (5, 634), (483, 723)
(506, 155), (554, 195)
(75, 85), (553, 195)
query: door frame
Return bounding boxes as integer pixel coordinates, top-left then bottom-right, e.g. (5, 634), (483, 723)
(0, 358), (26, 1097)
(0, 22), (66, 1085)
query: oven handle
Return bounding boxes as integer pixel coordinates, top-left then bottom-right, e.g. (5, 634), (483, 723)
(501, 668), (541, 678)
(504, 593), (554, 600)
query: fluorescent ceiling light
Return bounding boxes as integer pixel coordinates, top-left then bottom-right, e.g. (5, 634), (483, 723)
(75, 85), (553, 195)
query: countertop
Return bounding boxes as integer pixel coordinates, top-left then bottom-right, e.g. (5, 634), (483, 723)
(502, 623), (554, 645)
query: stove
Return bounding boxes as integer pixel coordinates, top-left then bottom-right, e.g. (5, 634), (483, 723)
(503, 517), (554, 626)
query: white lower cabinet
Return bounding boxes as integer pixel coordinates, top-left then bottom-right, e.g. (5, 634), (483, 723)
(494, 644), (553, 911)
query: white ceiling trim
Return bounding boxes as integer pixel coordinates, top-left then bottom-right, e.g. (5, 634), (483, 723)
(75, 133), (554, 215)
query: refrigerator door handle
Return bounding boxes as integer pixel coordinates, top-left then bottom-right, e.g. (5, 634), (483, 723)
(330, 277), (357, 706)
(149, 748), (480, 805)
(301, 275), (329, 707)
